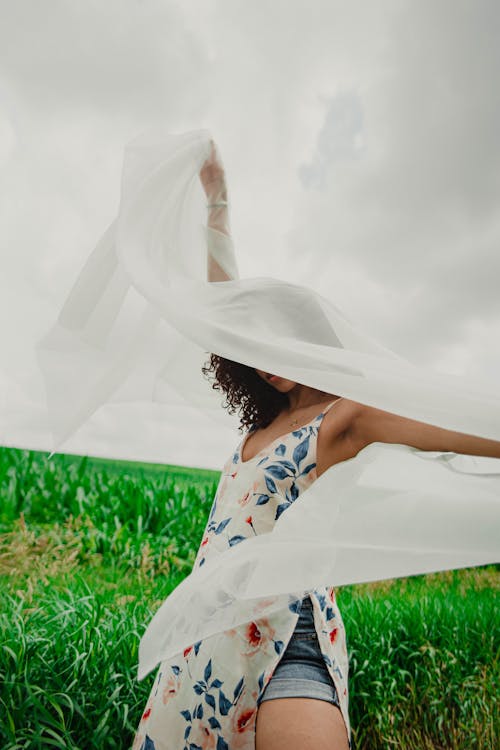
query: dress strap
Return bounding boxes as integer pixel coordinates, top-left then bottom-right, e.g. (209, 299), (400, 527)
(323, 397), (344, 414)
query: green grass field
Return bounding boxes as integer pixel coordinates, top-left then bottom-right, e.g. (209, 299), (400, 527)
(0, 445), (498, 749)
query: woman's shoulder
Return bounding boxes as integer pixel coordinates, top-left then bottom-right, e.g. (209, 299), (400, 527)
(320, 397), (362, 436)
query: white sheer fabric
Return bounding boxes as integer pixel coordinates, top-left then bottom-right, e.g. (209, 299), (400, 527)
(34, 128), (500, 682)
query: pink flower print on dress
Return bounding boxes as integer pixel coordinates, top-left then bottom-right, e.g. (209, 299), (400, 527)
(237, 490), (251, 508)
(329, 627), (339, 645)
(253, 595), (280, 613)
(229, 688), (259, 749)
(188, 717), (217, 749)
(238, 478), (264, 509)
(162, 670), (181, 705)
(241, 618), (277, 657)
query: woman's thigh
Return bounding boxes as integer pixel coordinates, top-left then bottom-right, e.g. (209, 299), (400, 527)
(255, 697), (349, 750)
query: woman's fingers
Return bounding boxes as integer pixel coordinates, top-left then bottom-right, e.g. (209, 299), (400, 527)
(200, 140), (225, 187)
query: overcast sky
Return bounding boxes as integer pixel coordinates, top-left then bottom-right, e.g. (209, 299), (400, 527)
(1, 0), (499, 471)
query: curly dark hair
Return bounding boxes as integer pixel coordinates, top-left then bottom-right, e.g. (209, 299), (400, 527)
(201, 354), (290, 434)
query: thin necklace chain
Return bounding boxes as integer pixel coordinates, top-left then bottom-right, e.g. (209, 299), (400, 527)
(288, 396), (343, 427)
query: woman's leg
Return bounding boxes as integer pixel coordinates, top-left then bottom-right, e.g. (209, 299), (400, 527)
(255, 696), (350, 750)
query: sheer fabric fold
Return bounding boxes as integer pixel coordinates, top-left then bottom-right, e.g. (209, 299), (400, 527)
(34, 127), (500, 681)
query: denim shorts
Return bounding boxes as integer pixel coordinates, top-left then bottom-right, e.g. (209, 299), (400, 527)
(257, 596), (341, 707)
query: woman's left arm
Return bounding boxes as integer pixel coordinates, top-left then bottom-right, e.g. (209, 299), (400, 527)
(200, 140), (234, 282)
(349, 403), (500, 458)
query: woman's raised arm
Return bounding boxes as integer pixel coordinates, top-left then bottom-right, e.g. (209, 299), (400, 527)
(200, 140), (234, 282)
(349, 402), (500, 458)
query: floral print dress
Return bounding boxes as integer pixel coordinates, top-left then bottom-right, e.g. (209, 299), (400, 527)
(132, 400), (351, 750)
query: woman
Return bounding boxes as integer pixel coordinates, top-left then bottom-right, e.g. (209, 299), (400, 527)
(31, 125), (500, 749)
(130, 143), (500, 750)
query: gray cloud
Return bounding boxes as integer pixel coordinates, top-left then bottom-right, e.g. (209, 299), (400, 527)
(1, 0), (498, 467)
(290, 0), (500, 371)
(0, 0), (209, 118)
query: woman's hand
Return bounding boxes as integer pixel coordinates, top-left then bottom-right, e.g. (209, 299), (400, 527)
(199, 140), (227, 202)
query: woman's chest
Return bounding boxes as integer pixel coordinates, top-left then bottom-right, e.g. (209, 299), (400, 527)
(240, 398), (357, 479)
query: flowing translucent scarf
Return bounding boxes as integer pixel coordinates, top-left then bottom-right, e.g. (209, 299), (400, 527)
(34, 128), (500, 681)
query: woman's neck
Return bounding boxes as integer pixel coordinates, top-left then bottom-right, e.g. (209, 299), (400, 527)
(285, 386), (338, 413)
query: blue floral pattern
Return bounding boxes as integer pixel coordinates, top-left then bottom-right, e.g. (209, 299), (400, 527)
(132, 402), (351, 750)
